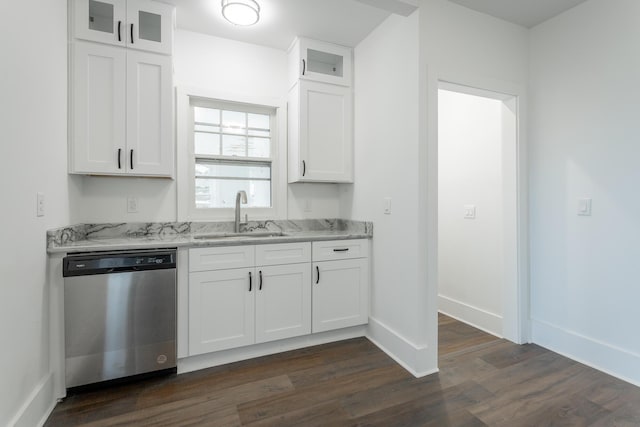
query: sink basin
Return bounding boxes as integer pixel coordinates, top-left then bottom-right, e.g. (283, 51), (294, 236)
(193, 231), (285, 240)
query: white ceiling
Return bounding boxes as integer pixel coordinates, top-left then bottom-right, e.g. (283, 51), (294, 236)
(165, 0), (589, 51)
(164, 0), (394, 50)
(447, 0), (588, 28)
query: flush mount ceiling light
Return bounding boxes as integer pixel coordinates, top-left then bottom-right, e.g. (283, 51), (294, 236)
(221, 0), (260, 26)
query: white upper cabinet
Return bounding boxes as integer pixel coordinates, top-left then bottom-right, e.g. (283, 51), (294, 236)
(71, 42), (126, 174)
(288, 80), (353, 183)
(287, 37), (354, 183)
(126, 50), (173, 175)
(74, 0), (173, 55)
(70, 42), (173, 176)
(288, 37), (352, 89)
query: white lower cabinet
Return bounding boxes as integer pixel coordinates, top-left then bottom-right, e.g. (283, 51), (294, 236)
(312, 240), (369, 333)
(255, 263), (311, 343)
(188, 267), (254, 355)
(186, 240), (369, 358)
(187, 243), (312, 357)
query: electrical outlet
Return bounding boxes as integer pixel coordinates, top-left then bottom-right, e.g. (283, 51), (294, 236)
(36, 192), (45, 217)
(464, 205), (476, 219)
(383, 198), (392, 215)
(127, 197), (139, 213)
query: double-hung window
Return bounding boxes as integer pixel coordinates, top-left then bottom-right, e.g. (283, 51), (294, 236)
(190, 99), (275, 212)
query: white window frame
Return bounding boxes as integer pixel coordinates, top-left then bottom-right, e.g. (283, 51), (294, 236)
(177, 86), (287, 221)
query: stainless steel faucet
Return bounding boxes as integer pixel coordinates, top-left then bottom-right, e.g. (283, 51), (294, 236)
(234, 190), (248, 233)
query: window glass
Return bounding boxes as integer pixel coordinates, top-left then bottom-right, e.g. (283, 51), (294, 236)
(191, 102), (274, 209)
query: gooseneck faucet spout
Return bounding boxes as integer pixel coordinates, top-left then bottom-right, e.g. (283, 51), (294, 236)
(235, 190), (248, 233)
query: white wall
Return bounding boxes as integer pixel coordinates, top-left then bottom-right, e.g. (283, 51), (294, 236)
(344, 0), (529, 376)
(0, 1), (69, 425)
(70, 29), (341, 223)
(438, 89), (504, 336)
(529, 0), (640, 385)
(342, 11), (430, 375)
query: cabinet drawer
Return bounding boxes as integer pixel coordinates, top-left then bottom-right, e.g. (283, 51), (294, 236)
(312, 239), (369, 262)
(256, 242), (311, 266)
(189, 246), (255, 272)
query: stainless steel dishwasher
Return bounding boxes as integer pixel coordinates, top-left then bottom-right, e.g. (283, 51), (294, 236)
(62, 249), (177, 388)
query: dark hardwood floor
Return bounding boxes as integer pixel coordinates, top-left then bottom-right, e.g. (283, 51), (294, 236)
(46, 314), (640, 426)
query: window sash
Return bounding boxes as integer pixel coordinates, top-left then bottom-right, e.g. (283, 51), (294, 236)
(191, 100), (275, 210)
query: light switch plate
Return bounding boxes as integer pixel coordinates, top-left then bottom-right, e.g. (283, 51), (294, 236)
(578, 198), (592, 216)
(36, 192), (44, 217)
(464, 205), (476, 219)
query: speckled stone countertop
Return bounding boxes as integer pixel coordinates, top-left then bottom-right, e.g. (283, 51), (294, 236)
(47, 219), (373, 253)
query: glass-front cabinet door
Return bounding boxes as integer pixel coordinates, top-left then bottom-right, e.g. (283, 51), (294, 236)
(126, 0), (173, 55)
(73, 0), (173, 55)
(74, 0), (127, 46)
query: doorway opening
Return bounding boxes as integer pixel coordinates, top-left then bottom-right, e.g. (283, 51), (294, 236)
(437, 81), (521, 356)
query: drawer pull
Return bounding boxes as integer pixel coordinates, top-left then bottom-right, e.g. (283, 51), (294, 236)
(333, 248), (349, 252)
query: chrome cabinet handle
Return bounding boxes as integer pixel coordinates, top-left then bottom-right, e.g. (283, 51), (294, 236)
(302, 59), (306, 75)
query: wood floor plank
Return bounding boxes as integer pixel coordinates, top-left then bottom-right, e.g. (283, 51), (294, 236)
(237, 363), (408, 425)
(505, 392), (611, 427)
(45, 315), (640, 427)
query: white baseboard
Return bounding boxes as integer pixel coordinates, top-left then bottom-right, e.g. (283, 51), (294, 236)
(532, 319), (640, 387)
(9, 373), (56, 427)
(438, 295), (503, 337)
(179, 326), (367, 374)
(366, 317), (437, 378)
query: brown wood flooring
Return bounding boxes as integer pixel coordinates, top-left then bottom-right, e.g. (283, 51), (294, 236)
(46, 314), (640, 426)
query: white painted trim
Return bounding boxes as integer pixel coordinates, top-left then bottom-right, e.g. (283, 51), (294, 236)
(366, 317), (437, 378)
(434, 75), (530, 345)
(438, 297), (503, 338)
(179, 325), (367, 374)
(9, 374), (56, 427)
(532, 319), (640, 388)
(175, 86), (287, 222)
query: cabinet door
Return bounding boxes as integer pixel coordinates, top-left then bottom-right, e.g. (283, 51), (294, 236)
(292, 81), (353, 183)
(297, 38), (352, 87)
(71, 42), (126, 174)
(126, 50), (174, 176)
(255, 264), (311, 343)
(126, 0), (173, 55)
(312, 258), (369, 333)
(74, 0), (127, 47)
(189, 268), (255, 355)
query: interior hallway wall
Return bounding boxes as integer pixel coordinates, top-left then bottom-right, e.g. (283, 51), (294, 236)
(341, 11), (426, 373)
(0, 0), (70, 424)
(529, 0), (640, 385)
(438, 89), (504, 336)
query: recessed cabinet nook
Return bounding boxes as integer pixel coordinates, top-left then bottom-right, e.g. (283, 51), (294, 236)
(288, 37), (354, 183)
(69, 0), (175, 177)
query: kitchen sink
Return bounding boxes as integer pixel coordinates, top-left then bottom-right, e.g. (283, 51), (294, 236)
(193, 231), (286, 240)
